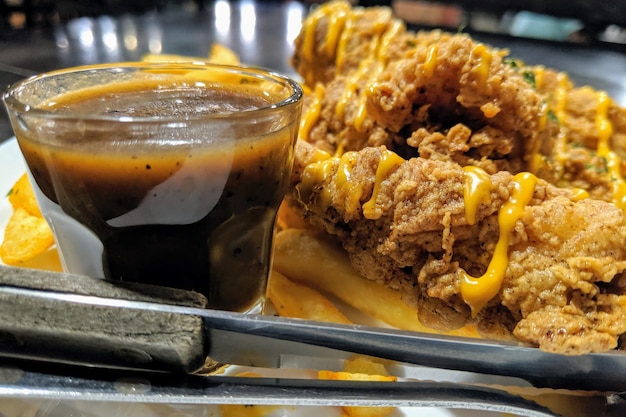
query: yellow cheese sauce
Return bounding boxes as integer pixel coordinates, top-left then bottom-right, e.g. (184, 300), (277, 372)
(529, 70), (621, 209)
(336, 57), (372, 121)
(298, 147), (404, 219)
(422, 44), (438, 78)
(299, 157), (335, 210)
(298, 83), (325, 141)
(471, 44), (492, 88)
(298, 2), (405, 137)
(460, 170), (538, 316)
(335, 14), (399, 132)
(552, 72), (571, 177)
(336, 151), (364, 214)
(298, 7), (626, 318)
(594, 90), (626, 210)
(299, 152), (544, 316)
(324, 6), (349, 57)
(299, 1), (351, 86)
(362, 149), (405, 219)
(462, 165), (492, 226)
(335, 8), (355, 72)
(332, 149), (394, 216)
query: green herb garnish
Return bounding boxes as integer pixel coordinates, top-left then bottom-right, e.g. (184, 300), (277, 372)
(522, 70), (536, 88)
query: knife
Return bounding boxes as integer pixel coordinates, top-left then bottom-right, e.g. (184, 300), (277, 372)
(7, 356), (598, 417)
(1, 264), (625, 393)
(1, 358), (576, 417)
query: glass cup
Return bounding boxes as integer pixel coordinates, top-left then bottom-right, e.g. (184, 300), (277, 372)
(2, 62), (303, 314)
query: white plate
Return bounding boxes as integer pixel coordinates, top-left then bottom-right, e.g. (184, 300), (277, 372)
(0, 138), (24, 247)
(0, 137), (544, 417)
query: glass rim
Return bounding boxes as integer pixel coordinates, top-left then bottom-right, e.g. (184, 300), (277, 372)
(2, 61), (304, 123)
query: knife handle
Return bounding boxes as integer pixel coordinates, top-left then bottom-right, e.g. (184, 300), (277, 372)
(0, 265), (209, 373)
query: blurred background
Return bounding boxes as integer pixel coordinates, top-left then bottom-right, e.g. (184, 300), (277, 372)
(1, 0), (626, 140)
(3, 0), (626, 45)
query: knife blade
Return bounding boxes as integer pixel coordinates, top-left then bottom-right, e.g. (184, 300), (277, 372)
(1, 264), (625, 392)
(0, 359), (571, 417)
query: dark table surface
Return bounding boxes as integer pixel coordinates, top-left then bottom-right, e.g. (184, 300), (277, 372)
(2, 0), (626, 144)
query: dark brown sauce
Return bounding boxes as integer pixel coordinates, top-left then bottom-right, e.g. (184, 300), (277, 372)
(18, 82), (297, 311)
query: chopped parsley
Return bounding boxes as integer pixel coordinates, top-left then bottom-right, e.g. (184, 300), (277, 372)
(503, 57), (520, 70)
(522, 70), (536, 88)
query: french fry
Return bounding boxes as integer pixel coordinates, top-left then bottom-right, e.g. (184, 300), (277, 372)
(269, 268), (401, 417)
(208, 43), (240, 65)
(142, 43), (240, 65)
(268, 270), (352, 324)
(273, 228), (427, 331)
(276, 200), (311, 231)
(0, 207), (55, 265)
(273, 228), (479, 337)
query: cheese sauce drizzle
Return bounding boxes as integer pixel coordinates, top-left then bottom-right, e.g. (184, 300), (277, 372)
(298, 147), (405, 218)
(471, 44), (492, 88)
(335, 8), (355, 73)
(336, 151), (365, 214)
(595, 91), (626, 209)
(552, 72), (570, 178)
(460, 171), (538, 316)
(422, 44), (438, 78)
(300, 3), (406, 141)
(298, 83), (326, 141)
(324, 6), (349, 57)
(335, 10), (400, 133)
(362, 148), (405, 219)
(462, 166), (492, 226)
(299, 155), (335, 211)
(300, 1), (351, 86)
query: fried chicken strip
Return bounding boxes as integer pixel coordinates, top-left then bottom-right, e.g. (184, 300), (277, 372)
(294, 1), (626, 207)
(294, 2), (545, 174)
(288, 140), (626, 354)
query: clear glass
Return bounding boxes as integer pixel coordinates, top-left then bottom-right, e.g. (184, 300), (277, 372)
(2, 62), (303, 313)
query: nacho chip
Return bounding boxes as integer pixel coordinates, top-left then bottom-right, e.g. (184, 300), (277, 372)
(318, 367), (397, 417)
(0, 207), (54, 265)
(7, 173), (41, 216)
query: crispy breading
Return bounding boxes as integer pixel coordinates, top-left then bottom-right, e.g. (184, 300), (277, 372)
(289, 141), (626, 353)
(289, 1), (626, 354)
(294, 1), (626, 206)
(295, 3), (546, 176)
